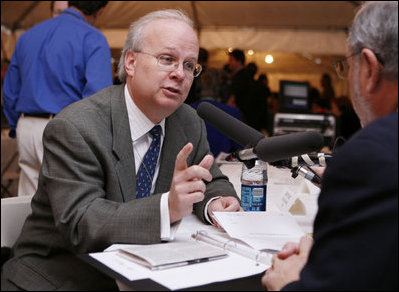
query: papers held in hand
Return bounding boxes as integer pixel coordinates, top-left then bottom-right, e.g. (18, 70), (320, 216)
(117, 241), (227, 270)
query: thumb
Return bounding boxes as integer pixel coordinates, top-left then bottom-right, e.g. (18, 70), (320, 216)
(174, 143), (193, 171)
(199, 154), (214, 171)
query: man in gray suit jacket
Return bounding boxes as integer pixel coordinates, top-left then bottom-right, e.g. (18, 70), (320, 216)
(1, 9), (241, 290)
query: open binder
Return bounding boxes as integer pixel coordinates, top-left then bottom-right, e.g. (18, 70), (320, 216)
(85, 213), (286, 290)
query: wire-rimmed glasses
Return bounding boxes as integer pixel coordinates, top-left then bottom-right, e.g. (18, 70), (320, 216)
(135, 51), (202, 78)
(332, 53), (359, 80)
(333, 51), (384, 80)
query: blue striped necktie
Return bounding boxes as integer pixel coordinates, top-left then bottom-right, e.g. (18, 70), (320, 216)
(135, 125), (162, 199)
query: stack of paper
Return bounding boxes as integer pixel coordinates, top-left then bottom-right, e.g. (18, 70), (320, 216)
(212, 211), (305, 251)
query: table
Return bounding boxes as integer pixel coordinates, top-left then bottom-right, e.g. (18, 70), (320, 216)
(81, 162), (320, 290)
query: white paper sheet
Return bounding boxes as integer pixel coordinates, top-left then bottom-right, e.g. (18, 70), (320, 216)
(90, 214), (269, 290)
(212, 211), (305, 251)
(90, 250), (267, 290)
(91, 241), (268, 290)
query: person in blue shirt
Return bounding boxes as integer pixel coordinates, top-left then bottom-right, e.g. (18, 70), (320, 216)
(2, 1), (112, 197)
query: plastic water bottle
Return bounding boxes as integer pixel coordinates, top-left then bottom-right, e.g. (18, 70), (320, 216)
(240, 160), (268, 211)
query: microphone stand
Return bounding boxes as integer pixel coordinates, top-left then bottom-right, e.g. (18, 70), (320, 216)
(225, 151), (256, 169)
(290, 165), (322, 185)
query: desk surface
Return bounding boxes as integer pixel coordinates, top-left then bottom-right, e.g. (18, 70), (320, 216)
(82, 163), (319, 290)
(80, 254), (265, 291)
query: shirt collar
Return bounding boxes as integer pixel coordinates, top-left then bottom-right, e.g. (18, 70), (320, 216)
(61, 8), (86, 22)
(124, 84), (165, 142)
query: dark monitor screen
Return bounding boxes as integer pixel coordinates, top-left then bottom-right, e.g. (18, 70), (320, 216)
(279, 80), (310, 113)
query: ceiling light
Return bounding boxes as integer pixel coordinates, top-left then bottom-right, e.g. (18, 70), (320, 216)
(265, 54), (274, 64)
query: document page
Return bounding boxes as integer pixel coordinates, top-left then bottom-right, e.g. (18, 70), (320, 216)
(212, 211), (305, 251)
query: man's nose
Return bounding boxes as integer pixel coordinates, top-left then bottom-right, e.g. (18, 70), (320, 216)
(170, 63), (186, 80)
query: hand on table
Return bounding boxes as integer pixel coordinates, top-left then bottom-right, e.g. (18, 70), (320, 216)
(208, 196), (243, 229)
(261, 236), (313, 291)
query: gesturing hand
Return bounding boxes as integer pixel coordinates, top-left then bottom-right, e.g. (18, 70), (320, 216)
(169, 143), (214, 223)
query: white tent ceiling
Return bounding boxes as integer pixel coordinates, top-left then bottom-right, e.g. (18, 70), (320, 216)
(1, 1), (361, 95)
(2, 1), (359, 52)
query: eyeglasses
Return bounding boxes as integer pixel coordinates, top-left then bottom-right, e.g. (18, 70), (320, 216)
(333, 50), (385, 80)
(332, 52), (360, 80)
(135, 51), (202, 78)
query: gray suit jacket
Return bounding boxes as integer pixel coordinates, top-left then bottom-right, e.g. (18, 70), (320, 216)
(2, 85), (238, 290)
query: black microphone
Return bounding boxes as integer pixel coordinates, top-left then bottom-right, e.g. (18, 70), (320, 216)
(226, 132), (324, 163)
(196, 101), (264, 148)
(196, 102), (324, 164)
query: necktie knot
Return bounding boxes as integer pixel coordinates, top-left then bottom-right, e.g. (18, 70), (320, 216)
(149, 125), (161, 139)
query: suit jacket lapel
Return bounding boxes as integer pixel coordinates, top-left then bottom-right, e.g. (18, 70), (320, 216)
(111, 85), (136, 202)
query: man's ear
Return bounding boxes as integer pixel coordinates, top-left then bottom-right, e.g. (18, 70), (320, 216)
(361, 48), (383, 93)
(125, 51), (136, 77)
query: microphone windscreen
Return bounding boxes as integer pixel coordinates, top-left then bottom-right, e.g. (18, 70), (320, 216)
(255, 132), (324, 163)
(196, 102), (264, 147)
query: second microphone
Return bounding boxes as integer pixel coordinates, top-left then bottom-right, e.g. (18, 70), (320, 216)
(196, 102), (324, 163)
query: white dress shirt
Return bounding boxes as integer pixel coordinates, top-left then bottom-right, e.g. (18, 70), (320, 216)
(124, 85), (216, 240)
(124, 85), (179, 240)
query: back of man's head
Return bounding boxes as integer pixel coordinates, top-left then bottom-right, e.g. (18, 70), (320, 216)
(349, 1), (398, 79)
(246, 62), (258, 78)
(229, 49), (245, 65)
(68, 1), (108, 16)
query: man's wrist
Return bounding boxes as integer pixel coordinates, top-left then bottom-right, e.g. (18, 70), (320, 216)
(204, 196), (221, 224)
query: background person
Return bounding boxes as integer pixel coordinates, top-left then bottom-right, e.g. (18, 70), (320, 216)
(1, 9), (241, 290)
(2, 1), (112, 197)
(330, 96), (361, 141)
(227, 49), (250, 110)
(262, 1), (398, 290)
(190, 47), (243, 157)
(318, 73), (335, 110)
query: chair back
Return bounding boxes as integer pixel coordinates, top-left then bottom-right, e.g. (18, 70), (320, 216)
(1, 195), (33, 247)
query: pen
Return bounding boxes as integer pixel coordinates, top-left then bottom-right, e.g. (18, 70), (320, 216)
(152, 254), (227, 270)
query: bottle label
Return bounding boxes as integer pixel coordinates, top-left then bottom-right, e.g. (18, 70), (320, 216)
(241, 184), (266, 211)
